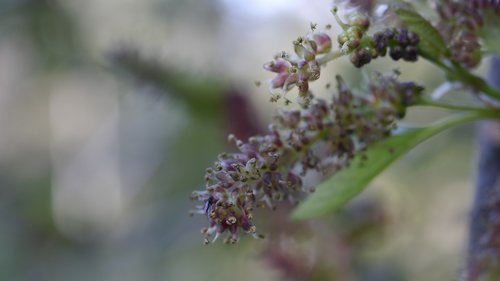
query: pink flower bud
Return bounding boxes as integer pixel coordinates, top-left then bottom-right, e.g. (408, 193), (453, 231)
(312, 32), (332, 54)
(271, 73), (289, 89)
(284, 73), (299, 87)
(263, 59), (291, 73)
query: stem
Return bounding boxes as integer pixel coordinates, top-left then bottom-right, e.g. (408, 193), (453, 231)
(440, 110), (500, 125)
(331, 6), (348, 31)
(451, 62), (500, 101)
(317, 50), (345, 65)
(418, 99), (490, 112)
(424, 54), (500, 101)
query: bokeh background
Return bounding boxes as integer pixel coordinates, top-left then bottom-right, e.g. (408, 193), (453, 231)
(0, 0), (492, 280)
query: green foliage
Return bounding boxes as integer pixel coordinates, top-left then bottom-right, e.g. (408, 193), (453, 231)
(478, 12), (500, 55)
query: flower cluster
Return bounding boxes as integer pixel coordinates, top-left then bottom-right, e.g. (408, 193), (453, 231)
(262, 9), (376, 108)
(263, 8), (422, 105)
(332, 8), (420, 68)
(191, 73), (423, 244)
(335, 11), (371, 52)
(348, 28), (419, 68)
(436, 0), (500, 68)
(263, 30), (332, 107)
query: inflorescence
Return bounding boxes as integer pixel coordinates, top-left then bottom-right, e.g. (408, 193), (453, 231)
(263, 30), (332, 108)
(262, 7), (420, 108)
(190, 74), (423, 244)
(436, 0), (500, 68)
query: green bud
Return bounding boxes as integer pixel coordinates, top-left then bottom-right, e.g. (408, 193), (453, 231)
(347, 26), (363, 40)
(337, 32), (348, 46)
(348, 12), (370, 32)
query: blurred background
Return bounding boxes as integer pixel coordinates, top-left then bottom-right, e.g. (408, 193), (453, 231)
(0, 0), (492, 280)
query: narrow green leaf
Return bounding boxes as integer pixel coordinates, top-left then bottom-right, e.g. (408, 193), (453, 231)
(394, 9), (448, 60)
(291, 112), (490, 220)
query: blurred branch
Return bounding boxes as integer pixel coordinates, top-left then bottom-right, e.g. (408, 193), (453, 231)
(109, 47), (262, 139)
(467, 56), (500, 280)
(109, 47), (225, 118)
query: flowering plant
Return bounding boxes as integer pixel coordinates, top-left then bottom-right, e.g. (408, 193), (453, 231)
(191, 1), (500, 278)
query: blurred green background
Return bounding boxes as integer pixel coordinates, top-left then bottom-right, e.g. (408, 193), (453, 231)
(0, 0), (490, 280)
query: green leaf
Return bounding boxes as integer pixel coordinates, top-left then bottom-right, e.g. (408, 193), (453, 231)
(477, 10), (500, 54)
(394, 9), (448, 60)
(291, 112), (492, 220)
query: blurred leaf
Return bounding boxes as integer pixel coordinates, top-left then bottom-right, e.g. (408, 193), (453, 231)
(395, 9), (448, 60)
(0, 0), (83, 67)
(291, 112), (492, 220)
(477, 11), (500, 54)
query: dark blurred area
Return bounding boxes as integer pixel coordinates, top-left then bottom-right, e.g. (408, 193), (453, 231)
(0, 0), (487, 280)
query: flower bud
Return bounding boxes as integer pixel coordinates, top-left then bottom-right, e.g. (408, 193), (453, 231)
(350, 48), (371, 68)
(284, 73), (299, 87)
(286, 172), (303, 190)
(348, 12), (370, 32)
(347, 26), (363, 40)
(373, 32), (388, 52)
(263, 59), (291, 73)
(389, 46), (403, 60)
(407, 31), (419, 46)
(395, 29), (409, 46)
(403, 46), (418, 61)
(271, 73), (289, 89)
(304, 39), (318, 53)
(347, 39), (360, 50)
(307, 60), (321, 81)
(337, 32), (349, 46)
(297, 79), (309, 96)
(311, 32), (332, 54)
(294, 44), (315, 61)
